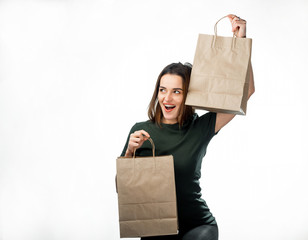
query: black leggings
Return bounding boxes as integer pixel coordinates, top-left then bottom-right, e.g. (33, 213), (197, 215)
(141, 224), (218, 240)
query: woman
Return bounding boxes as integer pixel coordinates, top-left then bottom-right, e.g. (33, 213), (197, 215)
(120, 15), (255, 240)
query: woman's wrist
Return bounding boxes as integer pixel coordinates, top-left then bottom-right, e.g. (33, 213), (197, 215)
(125, 148), (133, 157)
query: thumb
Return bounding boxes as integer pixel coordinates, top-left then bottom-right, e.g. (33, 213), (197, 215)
(227, 14), (235, 21)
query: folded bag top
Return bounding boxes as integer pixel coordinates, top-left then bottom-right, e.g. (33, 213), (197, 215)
(185, 15), (252, 115)
(116, 138), (178, 238)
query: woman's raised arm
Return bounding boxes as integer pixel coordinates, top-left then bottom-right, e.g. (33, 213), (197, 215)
(215, 14), (255, 133)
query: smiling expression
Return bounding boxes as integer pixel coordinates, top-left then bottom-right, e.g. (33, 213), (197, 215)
(158, 74), (184, 124)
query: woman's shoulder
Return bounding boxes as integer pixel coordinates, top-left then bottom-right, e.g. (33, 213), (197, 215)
(130, 120), (153, 131)
(134, 119), (152, 126)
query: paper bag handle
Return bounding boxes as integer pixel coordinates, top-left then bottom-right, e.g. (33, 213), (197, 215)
(212, 15), (238, 49)
(133, 137), (155, 158)
(214, 15), (238, 37)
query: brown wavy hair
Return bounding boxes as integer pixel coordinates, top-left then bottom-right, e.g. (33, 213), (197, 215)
(148, 62), (195, 127)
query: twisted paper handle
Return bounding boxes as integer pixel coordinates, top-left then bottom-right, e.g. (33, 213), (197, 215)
(214, 15), (238, 37)
(133, 137), (155, 158)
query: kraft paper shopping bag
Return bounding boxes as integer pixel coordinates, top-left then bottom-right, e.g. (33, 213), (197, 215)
(116, 138), (178, 238)
(185, 15), (252, 115)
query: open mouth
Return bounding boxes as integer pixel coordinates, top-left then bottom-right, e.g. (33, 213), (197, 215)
(164, 104), (176, 112)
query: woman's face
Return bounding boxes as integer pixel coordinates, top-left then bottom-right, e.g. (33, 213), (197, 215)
(158, 74), (184, 124)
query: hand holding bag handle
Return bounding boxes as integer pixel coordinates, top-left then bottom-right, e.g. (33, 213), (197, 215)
(212, 15), (238, 49)
(116, 137), (155, 193)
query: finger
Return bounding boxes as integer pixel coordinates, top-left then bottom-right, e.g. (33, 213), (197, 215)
(232, 22), (241, 31)
(232, 20), (246, 30)
(232, 16), (246, 25)
(227, 14), (236, 20)
(234, 19), (246, 26)
(129, 142), (139, 147)
(139, 130), (150, 138)
(229, 15), (239, 32)
(128, 136), (146, 152)
(130, 137), (142, 143)
(129, 136), (143, 146)
(231, 23), (239, 33)
(232, 17), (239, 24)
(131, 131), (149, 142)
(228, 16), (236, 26)
(132, 131), (145, 140)
(134, 130), (150, 140)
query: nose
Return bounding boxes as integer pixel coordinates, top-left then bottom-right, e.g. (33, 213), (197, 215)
(165, 92), (172, 102)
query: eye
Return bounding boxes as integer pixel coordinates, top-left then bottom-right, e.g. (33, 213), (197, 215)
(174, 90), (181, 94)
(159, 88), (166, 93)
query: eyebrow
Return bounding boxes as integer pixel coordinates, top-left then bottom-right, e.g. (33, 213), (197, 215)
(159, 86), (183, 91)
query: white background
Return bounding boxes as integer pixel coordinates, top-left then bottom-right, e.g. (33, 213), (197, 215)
(1, 0), (308, 239)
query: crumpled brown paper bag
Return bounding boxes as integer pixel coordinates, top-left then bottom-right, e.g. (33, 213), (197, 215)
(185, 15), (252, 115)
(116, 138), (178, 238)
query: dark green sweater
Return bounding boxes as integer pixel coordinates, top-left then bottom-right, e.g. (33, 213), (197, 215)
(121, 112), (218, 228)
